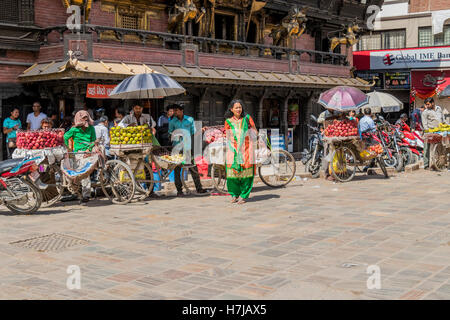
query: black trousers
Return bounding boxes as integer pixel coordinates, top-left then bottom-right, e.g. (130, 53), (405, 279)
(174, 165), (203, 193)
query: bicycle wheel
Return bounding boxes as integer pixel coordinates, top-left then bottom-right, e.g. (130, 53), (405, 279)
(258, 149), (296, 187)
(377, 157), (389, 178)
(5, 178), (42, 215)
(133, 161), (154, 201)
(330, 146), (356, 182)
(100, 160), (135, 205)
(39, 164), (64, 207)
(211, 164), (227, 193)
(430, 143), (447, 171)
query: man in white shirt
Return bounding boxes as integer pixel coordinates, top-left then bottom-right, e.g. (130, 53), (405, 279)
(27, 102), (47, 130)
(94, 116), (110, 149)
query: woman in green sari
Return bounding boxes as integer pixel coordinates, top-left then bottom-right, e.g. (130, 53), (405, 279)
(225, 99), (258, 204)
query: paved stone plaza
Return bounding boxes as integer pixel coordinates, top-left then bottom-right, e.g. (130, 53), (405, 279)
(0, 169), (449, 300)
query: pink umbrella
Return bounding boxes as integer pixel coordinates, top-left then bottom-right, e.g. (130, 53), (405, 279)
(318, 86), (369, 111)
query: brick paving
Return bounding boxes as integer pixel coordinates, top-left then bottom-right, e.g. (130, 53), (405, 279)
(0, 169), (449, 300)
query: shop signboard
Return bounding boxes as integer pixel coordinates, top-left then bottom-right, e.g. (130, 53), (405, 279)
(86, 84), (117, 98)
(384, 71), (410, 89)
(354, 46), (450, 70)
(355, 71), (384, 89)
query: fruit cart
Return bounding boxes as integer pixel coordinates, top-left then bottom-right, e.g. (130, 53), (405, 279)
(425, 130), (450, 171)
(323, 119), (388, 182)
(12, 129), (67, 207)
(109, 125), (155, 201)
(60, 143), (136, 204)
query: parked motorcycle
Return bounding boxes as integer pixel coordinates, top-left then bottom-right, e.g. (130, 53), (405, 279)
(301, 115), (323, 178)
(374, 118), (403, 172)
(397, 123), (423, 164)
(0, 157), (42, 214)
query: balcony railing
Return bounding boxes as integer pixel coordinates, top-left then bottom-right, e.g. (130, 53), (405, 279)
(40, 24), (348, 66)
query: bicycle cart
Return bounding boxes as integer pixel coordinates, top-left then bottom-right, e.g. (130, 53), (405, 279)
(324, 136), (388, 182)
(109, 143), (154, 201)
(151, 145), (206, 195)
(425, 133), (450, 171)
(208, 132), (296, 194)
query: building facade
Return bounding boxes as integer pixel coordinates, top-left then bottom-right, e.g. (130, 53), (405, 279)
(0, 0), (380, 159)
(353, 0), (450, 122)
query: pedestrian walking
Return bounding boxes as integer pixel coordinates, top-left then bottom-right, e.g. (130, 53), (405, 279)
(26, 102), (47, 130)
(3, 108), (21, 159)
(64, 110), (97, 203)
(224, 99), (258, 204)
(422, 97), (441, 170)
(168, 103), (206, 196)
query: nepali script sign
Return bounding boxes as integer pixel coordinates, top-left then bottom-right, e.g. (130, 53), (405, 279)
(86, 84), (117, 98)
(354, 46), (450, 70)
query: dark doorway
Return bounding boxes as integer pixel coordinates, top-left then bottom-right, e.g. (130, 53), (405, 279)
(247, 21), (257, 43)
(215, 14), (235, 40)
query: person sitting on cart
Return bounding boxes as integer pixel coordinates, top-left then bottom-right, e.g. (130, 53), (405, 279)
(119, 102), (157, 135)
(168, 103), (207, 197)
(318, 108), (343, 181)
(358, 108), (379, 172)
(64, 110), (97, 204)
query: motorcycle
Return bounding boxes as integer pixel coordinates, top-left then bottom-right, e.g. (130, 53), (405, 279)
(301, 115), (323, 178)
(397, 122), (423, 164)
(0, 157), (42, 214)
(375, 116), (403, 171)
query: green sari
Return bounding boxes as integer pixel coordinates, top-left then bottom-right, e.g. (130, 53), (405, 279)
(225, 115), (256, 199)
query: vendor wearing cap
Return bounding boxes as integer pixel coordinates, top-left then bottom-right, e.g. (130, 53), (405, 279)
(168, 103), (207, 196)
(119, 101), (157, 135)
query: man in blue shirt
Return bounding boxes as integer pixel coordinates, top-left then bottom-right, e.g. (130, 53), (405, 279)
(359, 107), (376, 134)
(410, 105), (424, 132)
(168, 104), (206, 196)
(3, 108), (22, 159)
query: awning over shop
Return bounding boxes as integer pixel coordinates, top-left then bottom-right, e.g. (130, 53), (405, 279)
(411, 70), (450, 100)
(18, 58), (371, 90)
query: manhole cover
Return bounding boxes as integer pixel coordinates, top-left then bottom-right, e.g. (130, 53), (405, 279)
(10, 233), (89, 252)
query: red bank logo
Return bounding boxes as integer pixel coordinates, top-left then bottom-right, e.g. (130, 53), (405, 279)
(383, 54), (395, 66)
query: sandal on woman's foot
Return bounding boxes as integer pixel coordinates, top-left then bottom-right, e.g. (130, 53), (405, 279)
(237, 198), (246, 204)
(231, 197), (238, 203)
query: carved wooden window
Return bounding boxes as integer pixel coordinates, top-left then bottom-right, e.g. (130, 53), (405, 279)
(121, 14), (139, 30)
(0, 0), (20, 24)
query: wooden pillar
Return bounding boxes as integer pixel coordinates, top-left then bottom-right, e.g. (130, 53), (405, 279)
(282, 90), (294, 146)
(257, 88), (269, 128)
(198, 87), (208, 123)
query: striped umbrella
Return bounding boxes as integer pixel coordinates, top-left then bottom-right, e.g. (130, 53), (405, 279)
(318, 86), (369, 111)
(108, 72), (185, 99)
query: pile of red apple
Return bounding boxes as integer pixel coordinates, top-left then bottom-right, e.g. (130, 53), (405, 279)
(324, 119), (358, 138)
(204, 127), (226, 144)
(16, 129), (65, 150)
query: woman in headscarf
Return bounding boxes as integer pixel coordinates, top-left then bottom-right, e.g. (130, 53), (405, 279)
(64, 110), (97, 203)
(224, 99), (258, 204)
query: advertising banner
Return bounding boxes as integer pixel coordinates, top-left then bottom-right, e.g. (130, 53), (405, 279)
(86, 84), (117, 98)
(354, 46), (450, 70)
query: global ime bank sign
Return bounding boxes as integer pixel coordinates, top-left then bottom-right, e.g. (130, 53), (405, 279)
(354, 46), (450, 70)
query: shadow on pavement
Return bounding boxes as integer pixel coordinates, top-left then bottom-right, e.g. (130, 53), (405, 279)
(247, 194), (281, 202)
(0, 209), (68, 216)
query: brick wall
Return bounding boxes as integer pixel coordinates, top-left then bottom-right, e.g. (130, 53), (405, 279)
(0, 65), (28, 83)
(93, 44), (183, 65)
(409, 0), (450, 13)
(37, 45), (64, 62)
(34, 0), (67, 27)
(199, 53), (289, 72)
(4, 50), (35, 62)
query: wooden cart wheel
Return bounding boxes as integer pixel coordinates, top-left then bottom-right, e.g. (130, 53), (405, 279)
(39, 164), (64, 207)
(330, 146), (356, 182)
(430, 143), (448, 171)
(100, 160), (136, 205)
(134, 161), (154, 201)
(211, 163), (227, 194)
(258, 149), (296, 187)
